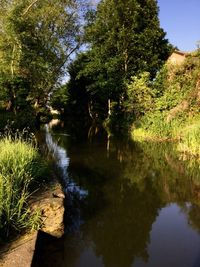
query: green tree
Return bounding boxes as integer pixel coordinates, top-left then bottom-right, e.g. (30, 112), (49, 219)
(126, 72), (154, 119)
(66, 52), (97, 121)
(0, 0), (82, 113)
(65, 51), (111, 122)
(80, 0), (172, 122)
(50, 84), (69, 114)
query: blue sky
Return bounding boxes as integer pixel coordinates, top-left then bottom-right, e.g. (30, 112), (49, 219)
(91, 0), (200, 52)
(157, 0), (200, 52)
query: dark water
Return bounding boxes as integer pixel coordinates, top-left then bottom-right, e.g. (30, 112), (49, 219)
(34, 121), (200, 267)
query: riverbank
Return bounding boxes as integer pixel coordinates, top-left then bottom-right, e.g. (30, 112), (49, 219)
(131, 116), (200, 158)
(0, 183), (65, 267)
(0, 126), (68, 266)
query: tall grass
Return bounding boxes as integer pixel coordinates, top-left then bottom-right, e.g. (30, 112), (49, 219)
(131, 111), (181, 141)
(178, 123), (200, 156)
(132, 113), (200, 159)
(0, 135), (46, 239)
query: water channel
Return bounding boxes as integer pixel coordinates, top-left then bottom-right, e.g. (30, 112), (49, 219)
(33, 120), (200, 267)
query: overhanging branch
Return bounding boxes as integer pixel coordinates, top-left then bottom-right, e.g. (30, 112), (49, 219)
(22, 0), (39, 16)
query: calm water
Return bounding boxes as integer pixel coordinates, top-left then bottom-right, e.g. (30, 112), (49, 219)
(34, 121), (200, 267)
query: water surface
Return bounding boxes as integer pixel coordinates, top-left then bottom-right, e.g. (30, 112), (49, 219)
(34, 122), (200, 267)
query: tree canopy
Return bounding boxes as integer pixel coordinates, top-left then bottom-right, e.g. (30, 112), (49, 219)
(65, 0), (172, 126)
(0, 0), (82, 113)
(0, 0), (173, 131)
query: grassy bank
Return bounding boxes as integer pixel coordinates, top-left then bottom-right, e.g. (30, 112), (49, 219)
(177, 122), (200, 156)
(0, 135), (47, 240)
(132, 116), (200, 157)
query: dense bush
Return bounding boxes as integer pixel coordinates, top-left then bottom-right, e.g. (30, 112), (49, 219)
(0, 110), (36, 131)
(131, 50), (200, 144)
(126, 72), (154, 118)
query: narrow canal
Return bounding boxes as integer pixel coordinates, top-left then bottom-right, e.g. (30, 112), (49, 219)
(33, 120), (200, 267)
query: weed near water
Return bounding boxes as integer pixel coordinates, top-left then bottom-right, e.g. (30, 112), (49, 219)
(0, 135), (46, 239)
(177, 123), (200, 156)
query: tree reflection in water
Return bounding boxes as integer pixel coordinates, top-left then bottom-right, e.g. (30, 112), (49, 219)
(34, 123), (200, 267)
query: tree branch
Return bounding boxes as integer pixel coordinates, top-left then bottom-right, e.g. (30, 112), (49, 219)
(56, 45), (80, 72)
(22, 0), (39, 16)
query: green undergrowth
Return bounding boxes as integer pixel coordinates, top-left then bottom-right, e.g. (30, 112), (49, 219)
(177, 122), (200, 157)
(0, 134), (48, 240)
(0, 110), (36, 131)
(131, 50), (200, 157)
(132, 116), (200, 157)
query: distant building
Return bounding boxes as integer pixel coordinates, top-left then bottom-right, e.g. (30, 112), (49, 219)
(167, 50), (187, 65)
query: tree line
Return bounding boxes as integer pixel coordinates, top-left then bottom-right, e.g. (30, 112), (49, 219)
(0, 0), (83, 120)
(0, 0), (173, 130)
(51, 0), (173, 130)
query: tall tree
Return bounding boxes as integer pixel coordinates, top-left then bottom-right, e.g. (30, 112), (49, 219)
(0, 0), (82, 112)
(80, 0), (172, 120)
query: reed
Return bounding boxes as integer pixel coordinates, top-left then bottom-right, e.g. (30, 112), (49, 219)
(0, 135), (45, 239)
(178, 124), (200, 156)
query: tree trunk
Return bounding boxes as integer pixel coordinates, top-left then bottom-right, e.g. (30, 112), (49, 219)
(108, 98), (111, 117)
(88, 101), (94, 120)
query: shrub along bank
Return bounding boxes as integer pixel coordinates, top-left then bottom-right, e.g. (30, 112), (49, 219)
(130, 50), (200, 157)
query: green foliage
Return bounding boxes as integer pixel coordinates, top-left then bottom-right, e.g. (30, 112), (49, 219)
(64, 0), (172, 126)
(0, 135), (47, 239)
(0, 110), (36, 131)
(62, 52), (104, 121)
(0, 75), (31, 112)
(0, 0), (82, 114)
(131, 49), (200, 150)
(85, 0), (171, 79)
(134, 111), (181, 139)
(178, 120), (200, 156)
(126, 72), (154, 118)
(50, 85), (69, 113)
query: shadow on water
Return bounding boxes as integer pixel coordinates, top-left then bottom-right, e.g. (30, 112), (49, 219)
(32, 120), (200, 267)
(31, 231), (65, 267)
